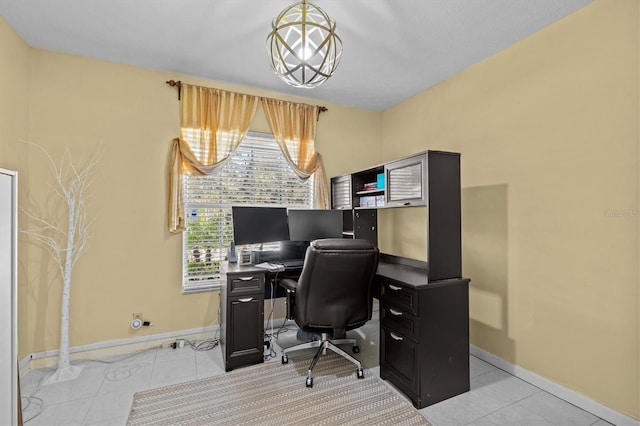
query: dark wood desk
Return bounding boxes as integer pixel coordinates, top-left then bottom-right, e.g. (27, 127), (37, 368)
(219, 262), (303, 371)
(376, 254), (470, 408)
(220, 257), (471, 408)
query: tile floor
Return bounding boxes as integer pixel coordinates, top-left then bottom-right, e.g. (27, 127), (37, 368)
(21, 311), (613, 426)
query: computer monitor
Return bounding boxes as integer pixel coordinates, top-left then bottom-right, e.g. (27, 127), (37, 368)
(287, 209), (343, 242)
(232, 206), (290, 246)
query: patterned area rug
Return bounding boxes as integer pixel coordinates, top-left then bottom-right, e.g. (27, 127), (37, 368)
(127, 352), (430, 425)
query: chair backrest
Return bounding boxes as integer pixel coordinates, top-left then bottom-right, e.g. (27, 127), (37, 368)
(293, 238), (380, 337)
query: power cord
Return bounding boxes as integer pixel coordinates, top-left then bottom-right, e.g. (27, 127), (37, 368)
(263, 276), (279, 359)
(184, 338), (219, 351)
(21, 394), (44, 423)
(262, 275), (300, 359)
(22, 348), (158, 423)
(170, 306), (221, 351)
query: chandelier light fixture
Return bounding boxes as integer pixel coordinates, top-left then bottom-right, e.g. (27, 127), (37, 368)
(267, 0), (343, 88)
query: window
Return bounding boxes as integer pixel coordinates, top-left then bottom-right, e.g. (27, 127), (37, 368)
(182, 132), (313, 292)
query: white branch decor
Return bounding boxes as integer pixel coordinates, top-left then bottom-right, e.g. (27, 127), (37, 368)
(22, 143), (100, 384)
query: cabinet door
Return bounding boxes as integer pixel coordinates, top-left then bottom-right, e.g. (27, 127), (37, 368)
(330, 175), (352, 210)
(354, 209), (377, 246)
(381, 327), (419, 394)
(385, 153), (427, 207)
(227, 296), (263, 365)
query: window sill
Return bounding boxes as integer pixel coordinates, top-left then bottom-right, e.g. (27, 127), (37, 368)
(182, 283), (221, 294)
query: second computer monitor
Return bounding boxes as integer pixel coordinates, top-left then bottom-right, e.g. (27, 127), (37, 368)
(287, 209), (343, 242)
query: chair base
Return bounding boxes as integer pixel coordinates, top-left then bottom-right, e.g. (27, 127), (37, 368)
(281, 333), (364, 387)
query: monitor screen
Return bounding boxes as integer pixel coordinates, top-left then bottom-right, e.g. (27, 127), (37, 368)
(287, 209), (343, 242)
(232, 206), (290, 246)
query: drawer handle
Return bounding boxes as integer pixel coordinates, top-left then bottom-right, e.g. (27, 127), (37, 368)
(238, 276), (254, 281)
(238, 297), (253, 303)
(389, 332), (404, 341)
(388, 284), (402, 291)
(389, 308), (403, 316)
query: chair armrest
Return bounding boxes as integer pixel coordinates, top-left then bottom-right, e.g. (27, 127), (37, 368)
(279, 278), (298, 320)
(279, 278), (298, 292)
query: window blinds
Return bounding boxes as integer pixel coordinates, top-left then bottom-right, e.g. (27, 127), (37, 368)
(182, 132), (313, 292)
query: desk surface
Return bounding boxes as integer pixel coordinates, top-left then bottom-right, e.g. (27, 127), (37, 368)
(223, 253), (466, 289)
(222, 262), (302, 275)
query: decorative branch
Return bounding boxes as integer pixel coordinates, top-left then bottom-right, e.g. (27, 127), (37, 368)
(21, 142), (101, 384)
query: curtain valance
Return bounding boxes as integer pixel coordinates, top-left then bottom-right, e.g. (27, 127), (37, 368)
(168, 83), (329, 233)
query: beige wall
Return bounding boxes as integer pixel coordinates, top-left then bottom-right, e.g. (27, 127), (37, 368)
(0, 17), (29, 172)
(380, 0), (638, 418)
(0, 18), (382, 361)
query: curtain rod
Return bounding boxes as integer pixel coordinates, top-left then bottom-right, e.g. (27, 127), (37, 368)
(165, 80), (328, 114)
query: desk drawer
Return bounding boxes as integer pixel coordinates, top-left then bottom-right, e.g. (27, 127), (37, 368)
(379, 280), (418, 316)
(381, 306), (419, 342)
(228, 274), (264, 295)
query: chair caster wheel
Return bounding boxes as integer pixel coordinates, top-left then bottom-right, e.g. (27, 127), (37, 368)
(306, 377), (313, 388)
(281, 355), (288, 364)
(352, 345), (360, 354)
(357, 368), (364, 379)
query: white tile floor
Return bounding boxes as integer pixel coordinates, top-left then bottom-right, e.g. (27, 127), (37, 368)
(21, 313), (612, 426)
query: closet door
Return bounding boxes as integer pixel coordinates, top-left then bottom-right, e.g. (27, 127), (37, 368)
(0, 168), (18, 426)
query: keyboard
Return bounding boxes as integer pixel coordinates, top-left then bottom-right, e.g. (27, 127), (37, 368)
(281, 259), (304, 268)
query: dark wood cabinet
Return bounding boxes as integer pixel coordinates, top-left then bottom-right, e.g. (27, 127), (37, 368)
(378, 256), (470, 409)
(330, 150), (469, 408)
(220, 263), (265, 371)
(330, 150), (462, 279)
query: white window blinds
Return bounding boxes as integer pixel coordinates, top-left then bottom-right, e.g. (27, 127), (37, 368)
(182, 132), (313, 293)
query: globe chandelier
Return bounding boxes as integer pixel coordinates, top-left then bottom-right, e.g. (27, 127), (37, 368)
(267, 0), (343, 88)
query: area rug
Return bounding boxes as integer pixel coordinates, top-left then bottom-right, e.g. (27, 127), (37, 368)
(127, 353), (430, 425)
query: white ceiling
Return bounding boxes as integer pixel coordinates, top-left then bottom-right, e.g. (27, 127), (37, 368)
(0, 0), (592, 112)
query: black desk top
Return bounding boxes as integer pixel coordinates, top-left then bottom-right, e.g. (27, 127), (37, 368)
(223, 253), (468, 290)
(377, 253), (469, 289)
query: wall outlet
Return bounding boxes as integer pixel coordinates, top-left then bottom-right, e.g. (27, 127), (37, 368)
(131, 313), (144, 330)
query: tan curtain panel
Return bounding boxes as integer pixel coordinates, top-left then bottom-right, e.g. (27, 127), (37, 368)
(261, 98), (329, 209)
(168, 84), (259, 232)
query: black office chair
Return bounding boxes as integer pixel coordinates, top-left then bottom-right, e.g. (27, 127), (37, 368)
(279, 238), (380, 387)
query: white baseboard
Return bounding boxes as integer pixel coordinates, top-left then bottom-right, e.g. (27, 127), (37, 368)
(20, 303), (379, 372)
(470, 345), (639, 426)
(19, 325), (219, 373)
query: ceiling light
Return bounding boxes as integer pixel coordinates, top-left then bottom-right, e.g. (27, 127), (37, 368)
(267, 0), (343, 88)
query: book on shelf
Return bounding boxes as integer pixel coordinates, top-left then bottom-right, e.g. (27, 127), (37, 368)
(359, 195), (375, 207)
(362, 182), (378, 191)
(359, 195), (385, 207)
